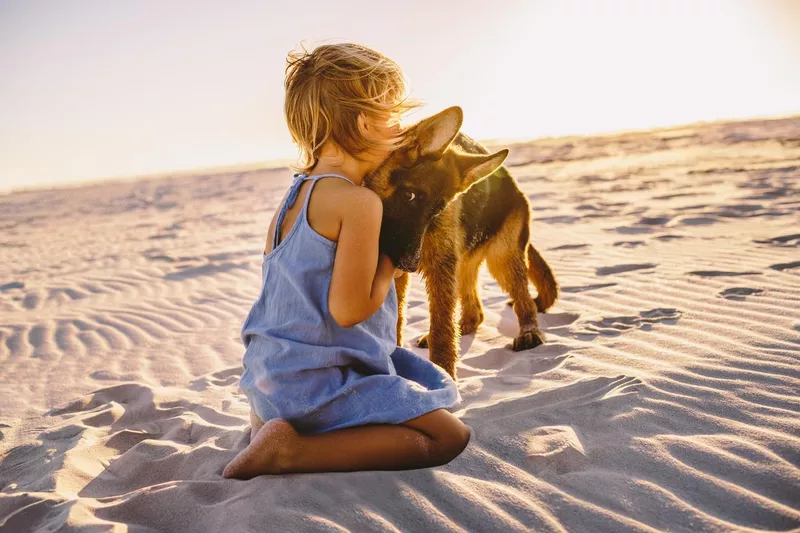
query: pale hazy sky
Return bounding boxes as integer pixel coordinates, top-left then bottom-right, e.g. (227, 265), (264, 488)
(1, 0), (799, 191)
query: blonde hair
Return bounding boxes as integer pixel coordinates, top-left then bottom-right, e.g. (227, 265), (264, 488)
(284, 42), (421, 173)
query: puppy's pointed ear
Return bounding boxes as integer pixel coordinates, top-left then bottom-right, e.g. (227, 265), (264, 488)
(456, 149), (509, 189)
(409, 106), (463, 159)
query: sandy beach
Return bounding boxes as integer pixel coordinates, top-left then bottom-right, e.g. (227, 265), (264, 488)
(1, 115), (799, 532)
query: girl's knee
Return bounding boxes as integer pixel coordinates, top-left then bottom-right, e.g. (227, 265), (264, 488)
(402, 409), (470, 465)
(432, 420), (470, 466)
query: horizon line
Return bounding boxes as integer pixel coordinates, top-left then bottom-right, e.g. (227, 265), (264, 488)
(3, 109), (798, 197)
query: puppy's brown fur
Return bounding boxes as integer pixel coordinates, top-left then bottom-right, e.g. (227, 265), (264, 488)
(366, 107), (558, 379)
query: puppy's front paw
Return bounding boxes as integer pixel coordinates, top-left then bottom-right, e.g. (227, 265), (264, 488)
(509, 329), (544, 351)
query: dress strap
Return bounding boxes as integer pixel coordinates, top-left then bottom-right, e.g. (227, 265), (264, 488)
(298, 173), (357, 214)
(273, 172), (358, 249)
(273, 173), (308, 249)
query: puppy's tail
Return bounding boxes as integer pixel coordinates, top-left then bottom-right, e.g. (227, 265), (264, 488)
(527, 243), (558, 312)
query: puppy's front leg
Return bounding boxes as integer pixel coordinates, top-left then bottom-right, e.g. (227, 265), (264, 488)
(421, 259), (460, 379)
(394, 272), (410, 346)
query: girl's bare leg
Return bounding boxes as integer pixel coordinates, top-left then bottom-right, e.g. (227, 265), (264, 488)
(222, 409), (470, 479)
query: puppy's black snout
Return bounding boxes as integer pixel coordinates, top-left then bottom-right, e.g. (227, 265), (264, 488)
(398, 251), (421, 272)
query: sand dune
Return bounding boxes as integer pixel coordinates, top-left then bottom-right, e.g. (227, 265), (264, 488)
(1, 116), (799, 532)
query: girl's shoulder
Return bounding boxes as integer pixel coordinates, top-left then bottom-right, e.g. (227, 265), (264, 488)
(306, 177), (361, 243)
(308, 178), (382, 237)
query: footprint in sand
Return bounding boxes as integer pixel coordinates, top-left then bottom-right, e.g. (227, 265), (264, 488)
(579, 308), (682, 337)
(12, 388), (243, 502)
(719, 287), (764, 300)
(596, 263), (657, 276)
(524, 425), (588, 474)
(22, 290), (42, 310)
(463, 375), (644, 450)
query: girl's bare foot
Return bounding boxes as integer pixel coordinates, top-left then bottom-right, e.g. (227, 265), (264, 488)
(222, 419), (300, 479)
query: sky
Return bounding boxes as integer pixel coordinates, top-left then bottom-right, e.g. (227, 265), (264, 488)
(1, 0), (799, 191)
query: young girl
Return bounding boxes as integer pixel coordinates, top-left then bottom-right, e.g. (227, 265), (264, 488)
(222, 43), (469, 479)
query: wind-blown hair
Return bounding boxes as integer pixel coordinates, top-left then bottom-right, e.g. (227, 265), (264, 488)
(284, 42), (421, 172)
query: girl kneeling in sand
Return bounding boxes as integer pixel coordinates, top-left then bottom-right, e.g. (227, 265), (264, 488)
(222, 43), (469, 479)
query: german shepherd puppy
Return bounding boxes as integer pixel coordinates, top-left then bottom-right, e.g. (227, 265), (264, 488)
(365, 106), (559, 379)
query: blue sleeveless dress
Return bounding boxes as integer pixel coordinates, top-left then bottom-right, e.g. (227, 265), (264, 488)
(238, 172), (460, 435)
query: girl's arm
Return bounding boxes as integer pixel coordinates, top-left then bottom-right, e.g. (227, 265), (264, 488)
(328, 188), (396, 328)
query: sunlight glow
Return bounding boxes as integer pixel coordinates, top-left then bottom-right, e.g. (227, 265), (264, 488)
(1, 0), (798, 191)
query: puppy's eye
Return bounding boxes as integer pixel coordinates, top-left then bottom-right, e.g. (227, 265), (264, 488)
(403, 189), (416, 202)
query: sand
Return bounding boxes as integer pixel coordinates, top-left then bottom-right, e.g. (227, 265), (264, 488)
(1, 116), (799, 532)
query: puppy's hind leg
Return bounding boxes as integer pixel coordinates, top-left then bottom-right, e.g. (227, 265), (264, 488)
(485, 217), (544, 351)
(527, 243), (559, 312)
(505, 243), (557, 312)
